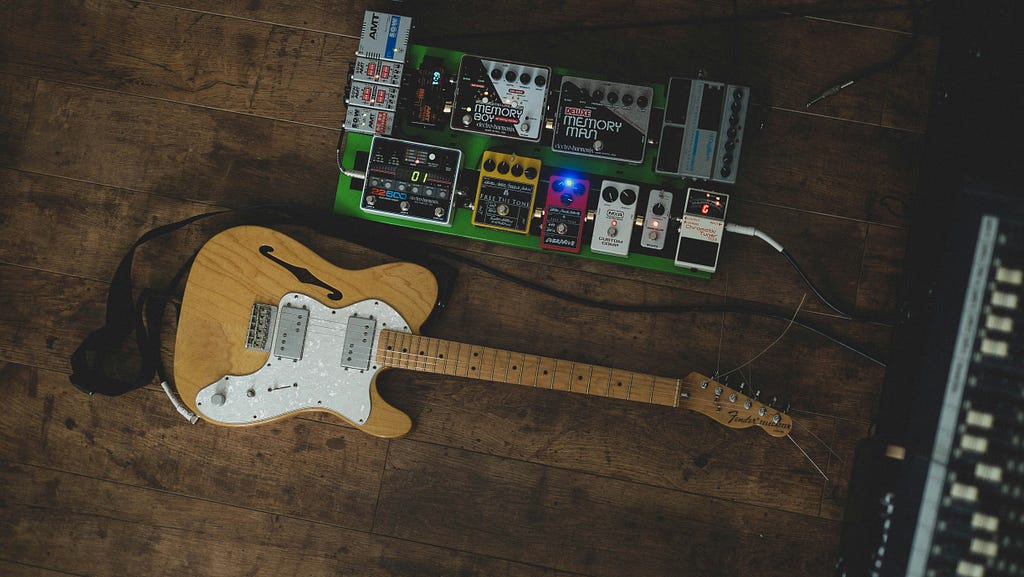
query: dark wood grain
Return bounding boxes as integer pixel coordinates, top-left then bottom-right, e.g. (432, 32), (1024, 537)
(375, 440), (841, 577)
(0, 0), (936, 574)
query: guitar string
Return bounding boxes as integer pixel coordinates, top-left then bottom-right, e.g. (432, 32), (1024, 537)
(293, 325), (790, 424)
(788, 433), (828, 481)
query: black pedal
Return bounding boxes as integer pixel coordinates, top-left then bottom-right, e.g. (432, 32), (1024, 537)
(552, 76), (654, 164)
(360, 136), (463, 226)
(450, 55), (551, 142)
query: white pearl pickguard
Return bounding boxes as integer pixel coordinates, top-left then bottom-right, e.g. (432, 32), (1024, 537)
(194, 294), (411, 426)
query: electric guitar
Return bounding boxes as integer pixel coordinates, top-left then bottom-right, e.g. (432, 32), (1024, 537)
(174, 226), (793, 438)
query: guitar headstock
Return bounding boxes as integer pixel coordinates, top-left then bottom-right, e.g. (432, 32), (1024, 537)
(679, 372), (793, 438)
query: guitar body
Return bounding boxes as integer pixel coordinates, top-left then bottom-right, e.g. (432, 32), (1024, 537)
(174, 225), (438, 438)
(174, 226), (792, 439)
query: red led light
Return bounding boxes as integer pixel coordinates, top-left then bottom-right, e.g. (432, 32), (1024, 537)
(611, 220), (618, 227)
(652, 221), (660, 228)
(701, 204), (710, 215)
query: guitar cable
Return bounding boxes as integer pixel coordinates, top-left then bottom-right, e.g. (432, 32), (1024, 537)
(431, 245), (887, 368)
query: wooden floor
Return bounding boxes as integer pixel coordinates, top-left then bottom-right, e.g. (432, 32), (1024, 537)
(0, 1), (938, 576)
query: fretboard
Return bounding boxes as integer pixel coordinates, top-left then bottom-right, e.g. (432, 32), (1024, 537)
(376, 330), (682, 407)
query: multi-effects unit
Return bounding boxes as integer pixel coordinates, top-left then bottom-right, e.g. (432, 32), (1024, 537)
(336, 10), (752, 278)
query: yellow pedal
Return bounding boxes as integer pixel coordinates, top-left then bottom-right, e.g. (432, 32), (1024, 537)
(471, 152), (542, 234)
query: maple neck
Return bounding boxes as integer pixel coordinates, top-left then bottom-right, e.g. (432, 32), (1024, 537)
(376, 329), (683, 407)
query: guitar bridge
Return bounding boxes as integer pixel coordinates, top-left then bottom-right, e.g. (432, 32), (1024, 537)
(246, 303), (278, 352)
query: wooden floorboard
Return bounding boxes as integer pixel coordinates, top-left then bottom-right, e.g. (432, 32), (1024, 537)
(0, 0), (939, 574)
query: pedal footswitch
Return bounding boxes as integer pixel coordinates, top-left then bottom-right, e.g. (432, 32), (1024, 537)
(640, 189), (673, 250)
(360, 136), (462, 226)
(473, 152), (542, 234)
(540, 176), (590, 253)
(674, 188), (729, 273)
(591, 180), (639, 256)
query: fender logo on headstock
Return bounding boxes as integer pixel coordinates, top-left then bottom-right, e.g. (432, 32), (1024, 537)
(727, 410), (792, 433)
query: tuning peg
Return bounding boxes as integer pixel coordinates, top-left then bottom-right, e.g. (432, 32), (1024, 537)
(737, 381), (747, 394)
(769, 395), (779, 408)
(783, 402), (793, 414)
(753, 389), (761, 400)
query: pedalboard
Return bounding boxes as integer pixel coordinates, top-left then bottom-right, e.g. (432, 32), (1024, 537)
(472, 152), (542, 234)
(590, 180), (639, 257)
(553, 76), (654, 164)
(656, 78), (749, 184)
(360, 136), (462, 225)
(674, 189), (729, 273)
(540, 176), (590, 253)
(450, 55), (551, 142)
(336, 10), (759, 279)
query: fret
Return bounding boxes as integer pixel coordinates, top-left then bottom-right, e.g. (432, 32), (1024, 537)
(374, 331), (685, 410)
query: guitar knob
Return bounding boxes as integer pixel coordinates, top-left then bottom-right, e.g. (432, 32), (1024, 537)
(211, 393), (226, 407)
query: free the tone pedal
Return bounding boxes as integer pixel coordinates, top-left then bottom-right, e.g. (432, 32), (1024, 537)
(640, 189), (673, 250)
(674, 188), (729, 273)
(553, 76), (654, 164)
(540, 176), (590, 253)
(360, 136), (462, 226)
(472, 152), (542, 234)
(590, 180), (639, 257)
(450, 55), (551, 142)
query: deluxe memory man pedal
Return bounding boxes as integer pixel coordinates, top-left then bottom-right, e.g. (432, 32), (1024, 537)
(360, 136), (462, 225)
(472, 151), (542, 234)
(553, 76), (654, 164)
(674, 188), (729, 273)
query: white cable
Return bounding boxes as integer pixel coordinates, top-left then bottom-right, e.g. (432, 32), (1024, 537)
(725, 222), (784, 252)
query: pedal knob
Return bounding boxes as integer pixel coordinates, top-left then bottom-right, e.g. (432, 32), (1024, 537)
(497, 161), (510, 174)
(483, 158), (497, 172)
(653, 202), (666, 215)
(511, 164), (524, 177)
(524, 166), (538, 180)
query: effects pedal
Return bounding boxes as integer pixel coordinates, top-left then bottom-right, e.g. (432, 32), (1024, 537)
(346, 81), (400, 111)
(356, 11), (413, 62)
(540, 176), (590, 253)
(553, 76), (654, 164)
(360, 136), (463, 226)
(640, 189), (673, 250)
(450, 55), (551, 142)
(656, 78), (749, 184)
(472, 152), (542, 234)
(344, 107), (395, 135)
(351, 56), (403, 87)
(674, 188), (729, 273)
(590, 180), (639, 257)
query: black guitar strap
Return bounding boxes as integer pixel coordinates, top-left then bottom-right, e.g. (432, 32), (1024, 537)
(69, 204), (458, 397)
